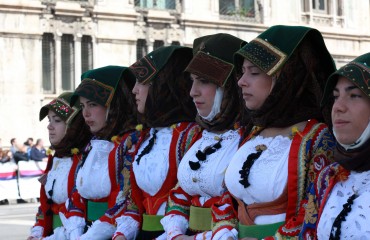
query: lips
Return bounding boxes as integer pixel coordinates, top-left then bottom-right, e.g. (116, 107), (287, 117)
(333, 119), (349, 128)
(86, 121), (94, 126)
(242, 93), (252, 100)
(194, 101), (203, 108)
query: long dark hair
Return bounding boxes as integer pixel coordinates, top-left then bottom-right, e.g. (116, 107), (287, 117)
(53, 111), (92, 157)
(138, 49), (197, 127)
(95, 71), (137, 140)
(246, 38), (332, 129)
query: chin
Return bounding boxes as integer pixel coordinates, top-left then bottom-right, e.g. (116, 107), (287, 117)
(336, 136), (356, 146)
(49, 140), (59, 146)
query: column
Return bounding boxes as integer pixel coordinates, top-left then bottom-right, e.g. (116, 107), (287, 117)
(55, 33), (62, 95)
(74, 34), (82, 88)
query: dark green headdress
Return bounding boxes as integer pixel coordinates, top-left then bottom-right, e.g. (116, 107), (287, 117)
(235, 25), (336, 129)
(130, 46), (192, 84)
(70, 65), (127, 107)
(185, 33), (246, 87)
(39, 92), (79, 126)
(235, 25), (334, 76)
(322, 52), (370, 104)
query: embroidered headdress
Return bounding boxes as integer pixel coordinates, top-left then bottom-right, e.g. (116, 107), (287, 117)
(236, 25), (334, 77)
(186, 33), (246, 131)
(235, 25), (336, 128)
(70, 65), (137, 139)
(70, 65), (134, 107)
(39, 92), (79, 126)
(130, 46), (189, 84)
(186, 33), (245, 87)
(130, 46), (197, 127)
(322, 52), (370, 104)
(322, 52), (370, 172)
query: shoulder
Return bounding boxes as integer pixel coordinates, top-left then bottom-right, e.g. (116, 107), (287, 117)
(300, 120), (335, 151)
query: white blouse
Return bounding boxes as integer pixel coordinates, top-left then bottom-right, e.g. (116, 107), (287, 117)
(225, 135), (291, 224)
(178, 129), (240, 200)
(133, 127), (173, 197)
(76, 140), (114, 200)
(317, 170), (370, 239)
(45, 156), (73, 204)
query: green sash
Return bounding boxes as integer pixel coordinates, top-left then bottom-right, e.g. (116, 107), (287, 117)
(87, 201), (108, 221)
(189, 206), (212, 231)
(238, 221), (284, 239)
(142, 214), (164, 231)
(52, 214), (62, 229)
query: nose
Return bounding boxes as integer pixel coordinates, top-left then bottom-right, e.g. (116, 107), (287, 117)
(82, 108), (90, 119)
(332, 96), (347, 114)
(190, 81), (199, 98)
(132, 82), (139, 95)
(237, 73), (249, 88)
(47, 122), (53, 130)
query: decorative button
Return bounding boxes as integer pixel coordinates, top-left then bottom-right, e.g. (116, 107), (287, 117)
(192, 178), (197, 183)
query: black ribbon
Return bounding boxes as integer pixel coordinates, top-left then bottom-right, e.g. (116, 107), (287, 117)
(189, 139), (222, 170)
(136, 129), (158, 165)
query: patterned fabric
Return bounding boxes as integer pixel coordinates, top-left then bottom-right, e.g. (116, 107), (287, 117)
(100, 130), (140, 225)
(211, 192), (238, 238)
(322, 52), (370, 105)
(130, 46), (190, 84)
(132, 47), (197, 128)
(186, 33), (246, 87)
(225, 136), (292, 213)
(39, 92), (79, 125)
(33, 154), (81, 237)
(317, 170), (370, 239)
(115, 122), (198, 238)
(73, 78), (115, 107)
(297, 163), (347, 239)
(64, 132), (136, 229)
(71, 66), (134, 107)
(187, 33), (246, 132)
(235, 25), (336, 129)
(164, 129), (241, 239)
(235, 25), (334, 77)
(238, 37), (287, 76)
(231, 120), (335, 239)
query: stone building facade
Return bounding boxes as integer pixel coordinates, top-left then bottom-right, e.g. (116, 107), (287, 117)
(0, 0), (369, 146)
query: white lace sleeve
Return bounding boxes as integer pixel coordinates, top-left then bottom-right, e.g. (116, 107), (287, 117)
(42, 227), (68, 240)
(29, 226), (43, 238)
(160, 214), (188, 240)
(115, 215), (140, 240)
(59, 213), (85, 240)
(79, 220), (116, 240)
(212, 228), (238, 240)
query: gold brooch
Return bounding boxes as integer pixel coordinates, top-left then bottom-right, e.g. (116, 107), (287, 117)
(255, 144), (267, 151)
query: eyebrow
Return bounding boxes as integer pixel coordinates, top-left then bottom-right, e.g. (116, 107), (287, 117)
(333, 85), (358, 92)
(192, 75), (206, 81)
(81, 99), (95, 104)
(48, 114), (58, 120)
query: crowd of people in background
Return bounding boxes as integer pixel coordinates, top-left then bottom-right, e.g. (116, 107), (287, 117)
(0, 137), (48, 164)
(1, 24), (369, 240)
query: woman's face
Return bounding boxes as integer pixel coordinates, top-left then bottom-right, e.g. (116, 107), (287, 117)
(238, 59), (274, 110)
(132, 81), (150, 114)
(189, 74), (217, 117)
(47, 110), (67, 145)
(332, 77), (370, 145)
(79, 96), (107, 134)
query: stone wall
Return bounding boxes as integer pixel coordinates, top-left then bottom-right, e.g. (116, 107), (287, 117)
(0, 0), (369, 146)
